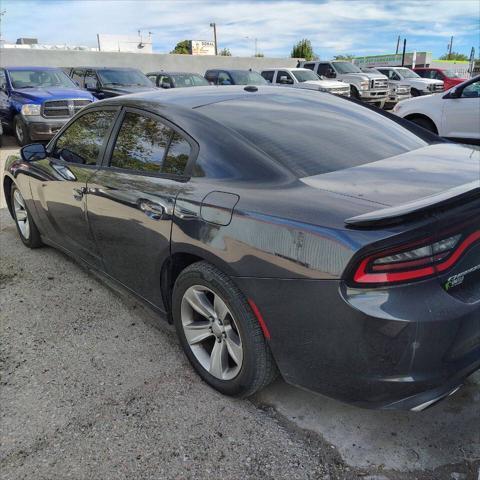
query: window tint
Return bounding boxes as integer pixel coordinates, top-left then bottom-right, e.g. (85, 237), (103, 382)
(261, 71), (274, 83)
(316, 64), (331, 76)
(163, 132), (191, 175)
(205, 71), (218, 84)
(303, 63), (315, 71)
(218, 72), (232, 85)
(277, 71), (294, 84)
(55, 110), (115, 165)
(198, 92), (428, 177)
(110, 112), (190, 175)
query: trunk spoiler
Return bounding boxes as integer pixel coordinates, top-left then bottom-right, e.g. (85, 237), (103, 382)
(345, 180), (480, 228)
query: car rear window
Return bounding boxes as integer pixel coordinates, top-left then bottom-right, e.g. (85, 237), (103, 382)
(198, 91), (428, 177)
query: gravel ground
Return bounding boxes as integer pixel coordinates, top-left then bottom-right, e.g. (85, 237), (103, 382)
(1, 136), (479, 479)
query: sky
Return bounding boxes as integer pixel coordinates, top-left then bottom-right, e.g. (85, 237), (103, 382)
(1, 0), (479, 59)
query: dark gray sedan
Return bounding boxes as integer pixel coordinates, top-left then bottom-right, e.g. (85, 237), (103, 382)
(4, 86), (480, 410)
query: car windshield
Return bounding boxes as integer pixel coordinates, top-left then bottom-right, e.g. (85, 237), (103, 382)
(8, 69), (77, 89)
(332, 62), (362, 74)
(443, 69), (462, 78)
(199, 91), (427, 177)
(97, 69), (152, 87)
(397, 68), (420, 79)
(292, 70), (320, 82)
(230, 71), (268, 85)
(171, 74), (209, 87)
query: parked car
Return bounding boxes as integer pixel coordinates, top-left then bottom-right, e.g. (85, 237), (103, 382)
(147, 71), (210, 89)
(359, 66), (411, 107)
(68, 67), (157, 99)
(393, 75), (480, 144)
(376, 67), (444, 97)
(299, 60), (389, 107)
(413, 67), (467, 90)
(204, 69), (268, 86)
(4, 86), (480, 411)
(260, 67), (350, 96)
(0, 66), (95, 146)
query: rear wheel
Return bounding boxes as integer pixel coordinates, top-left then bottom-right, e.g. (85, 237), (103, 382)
(11, 185), (42, 248)
(172, 261), (277, 397)
(409, 115), (437, 134)
(14, 116), (32, 147)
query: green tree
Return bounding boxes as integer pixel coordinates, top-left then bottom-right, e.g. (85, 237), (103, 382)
(291, 39), (315, 61)
(254, 52), (264, 57)
(439, 51), (469, 61)
(333, 54), (355, 60)
(170, 40), (191, 55)
(219, 47), (232, 56)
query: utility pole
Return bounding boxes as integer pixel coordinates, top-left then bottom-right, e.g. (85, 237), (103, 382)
(401, 38), (407, 66)
(210, 22), (218, 55)
(448, 36), (453, 59)
(395, 35), (400, 54)
(0, 10), (6, 44)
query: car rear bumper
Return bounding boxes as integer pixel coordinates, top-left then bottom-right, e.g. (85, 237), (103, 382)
(23, 115), (68, 141)
(235, 276), (480, 410)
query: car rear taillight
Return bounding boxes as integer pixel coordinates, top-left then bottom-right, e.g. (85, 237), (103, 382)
(350, 229), (480, 286)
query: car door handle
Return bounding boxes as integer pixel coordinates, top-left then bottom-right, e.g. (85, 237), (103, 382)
(73, 186), (87, 201)
(139, 200), (169, 220)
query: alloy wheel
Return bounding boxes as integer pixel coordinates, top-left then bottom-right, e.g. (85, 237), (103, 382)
(15, 121), (24, 144)
(180, 285), (244, 380)
(13, 189), (30, 240)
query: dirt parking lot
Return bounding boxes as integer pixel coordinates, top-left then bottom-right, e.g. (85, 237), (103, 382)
(1, 137), (479, 480)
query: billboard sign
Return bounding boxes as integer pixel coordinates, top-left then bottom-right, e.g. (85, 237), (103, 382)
(191, 40), (215, 56)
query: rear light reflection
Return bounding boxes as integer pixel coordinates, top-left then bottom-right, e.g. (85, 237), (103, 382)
(352, 231), (480, 286)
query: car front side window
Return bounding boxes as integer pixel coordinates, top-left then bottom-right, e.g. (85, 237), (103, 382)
(460, 80), (480, 98)
(54, 110), (116, 165)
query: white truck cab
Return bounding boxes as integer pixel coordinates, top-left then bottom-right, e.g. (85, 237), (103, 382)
(298, 60), (389, 107)
(376, 67), (444, 97)
(260, 68), (350, 97)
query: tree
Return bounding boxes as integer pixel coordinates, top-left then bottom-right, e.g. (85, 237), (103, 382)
(254, 52), (264, 57)
(170, 40), (191, 55)
(219, 47), (232, 56)
(439, 51), (469, 61)
(291, 39), (315, 61)
(333, 54), (355, 60)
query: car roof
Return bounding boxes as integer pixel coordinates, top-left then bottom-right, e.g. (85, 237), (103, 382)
(205, 69), (257, 73)
(5, 66), (63, 71)
(147, 71), (202, 76)
(72, 66), (140, 71)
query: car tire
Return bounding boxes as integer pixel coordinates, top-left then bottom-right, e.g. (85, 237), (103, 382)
(172, 261), (277, 397)
(350, 85), (360, 100)
(14, 115), (32, 147)
(409, 116), (437, 134)
(411, 88), (421, 97)
(11, 184), (42, 248)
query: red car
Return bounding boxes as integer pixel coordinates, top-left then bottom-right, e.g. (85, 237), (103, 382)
(413, 67), (467, 90)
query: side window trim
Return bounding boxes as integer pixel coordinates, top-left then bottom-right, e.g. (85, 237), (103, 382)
(102, 106), (199, 179)
(47, 106), (121, 167)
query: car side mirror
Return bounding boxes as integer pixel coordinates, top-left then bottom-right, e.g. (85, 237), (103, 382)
(279, 76), (291, 84)
(21, 143), (47, 162)
(444, 87), (461, 99)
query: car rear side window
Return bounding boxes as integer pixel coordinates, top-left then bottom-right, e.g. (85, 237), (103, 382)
(198, 92), (428, 177)
(261, 71), (274, 83)
(55, 110), (116, 165)
(110, 112), (190, 175)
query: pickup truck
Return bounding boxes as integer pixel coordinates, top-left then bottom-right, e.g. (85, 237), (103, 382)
(68, 67), (158, 99)
(298, 60), (389, 107)
(413, 67), (466, 90)
(376, 67), (444, 97)
(0, 66), (95, 146)
(260, 68), (350, 96)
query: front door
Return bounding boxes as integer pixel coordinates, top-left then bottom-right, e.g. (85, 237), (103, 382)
(442, 78), (480, 140)
(30, 107), (118, 267)
(86, 108), (194, 308)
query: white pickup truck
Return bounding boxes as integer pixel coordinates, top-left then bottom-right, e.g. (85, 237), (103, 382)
(298, 60), (389, 107)
(260, 68), (350, 97)
(376, 67), (444, 97)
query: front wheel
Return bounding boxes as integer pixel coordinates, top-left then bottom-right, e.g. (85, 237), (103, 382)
(411, 88), (422, 97)
(409, 116), (437, 134)
(11, 185), (42, 248)
(14, 115), (32, 147)
(172, 261), (277, 397)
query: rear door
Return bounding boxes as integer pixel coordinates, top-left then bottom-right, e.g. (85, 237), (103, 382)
(86, 108), (196, 308)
